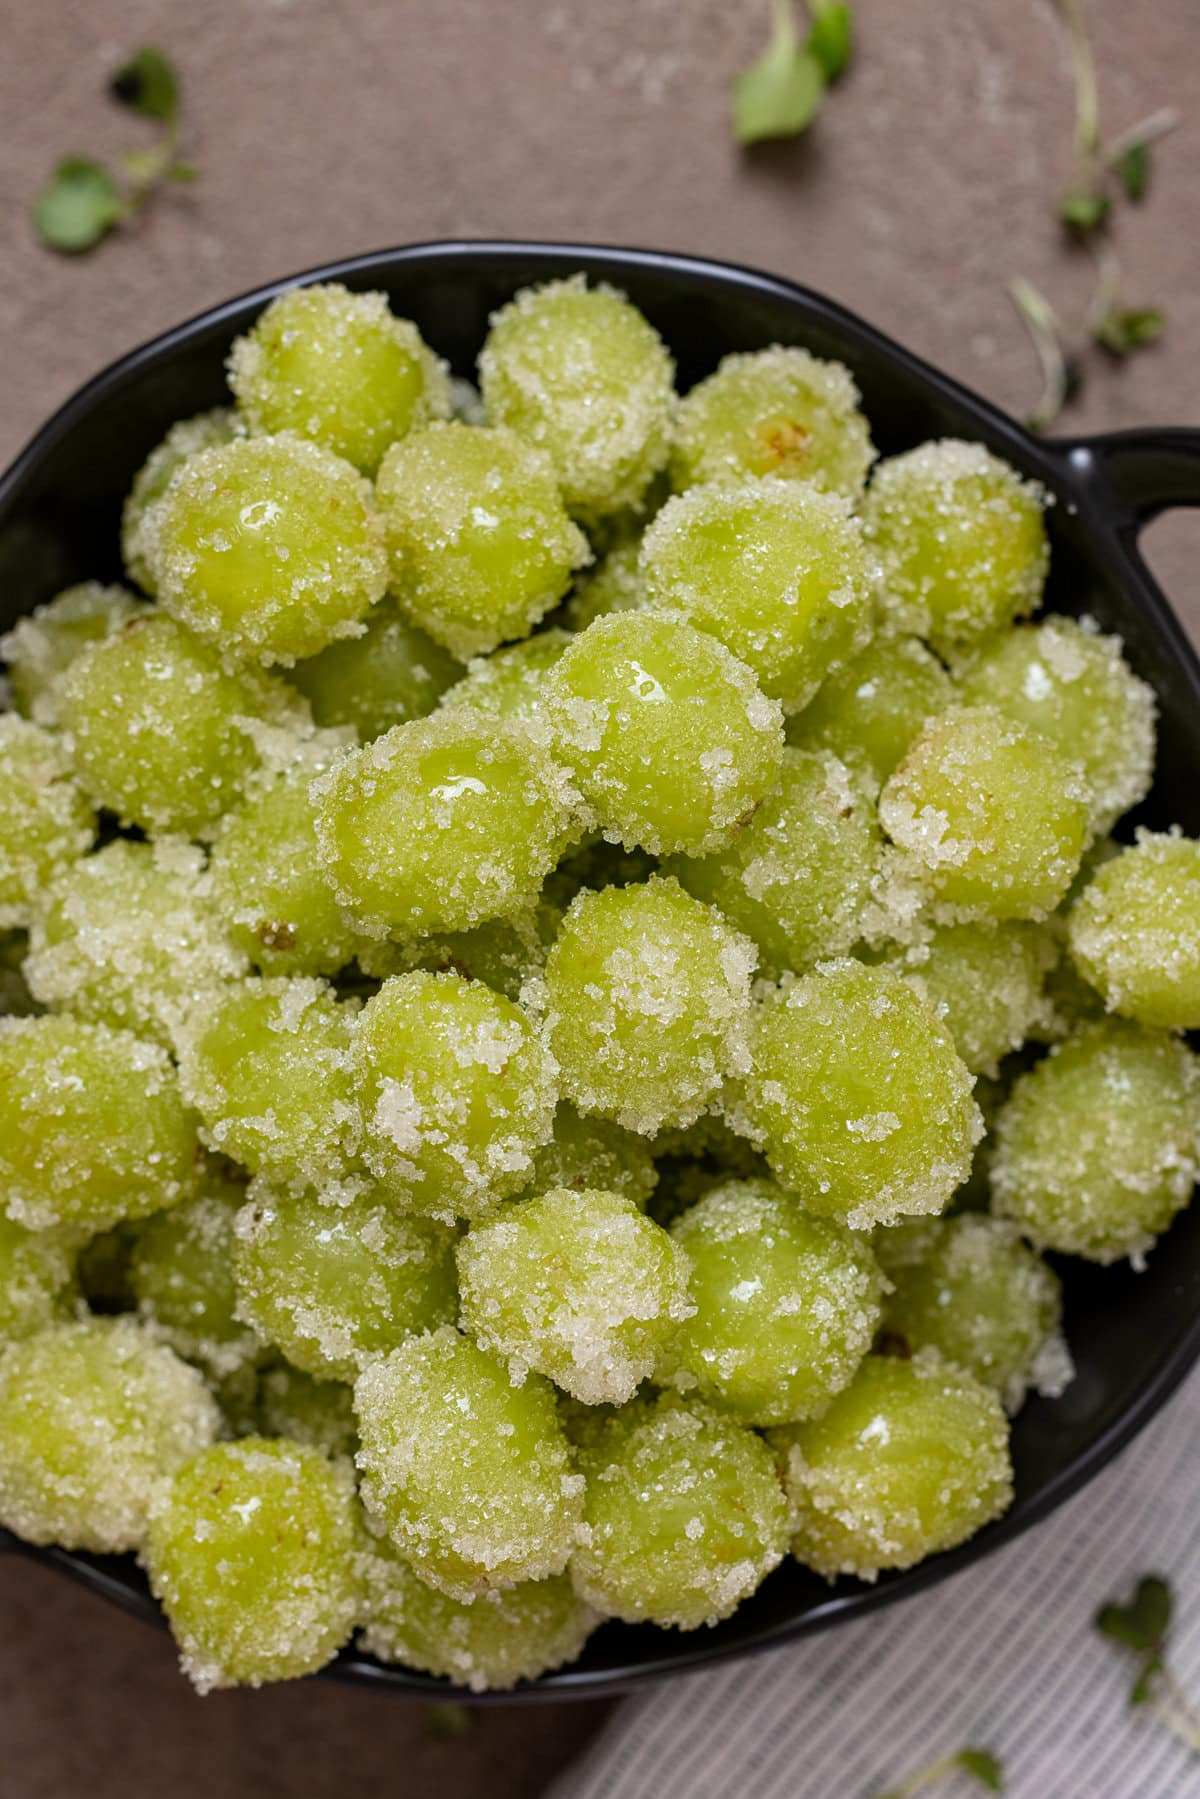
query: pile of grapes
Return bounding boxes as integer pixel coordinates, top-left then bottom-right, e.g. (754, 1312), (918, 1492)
(1, 274), (1198, 1695)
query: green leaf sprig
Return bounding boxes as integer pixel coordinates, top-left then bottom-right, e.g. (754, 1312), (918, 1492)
(732, 0), (854, 147)
(1095, 1575), (1200, 1754)
(1055, 0), (1178, 237)
(873, 1743), (1004, 1799)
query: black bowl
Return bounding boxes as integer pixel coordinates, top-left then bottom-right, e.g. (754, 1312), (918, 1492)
(3, 241), (1200, 1703)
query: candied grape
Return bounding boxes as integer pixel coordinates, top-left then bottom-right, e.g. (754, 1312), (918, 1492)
(438, 628), (572, 724)
(256, 1361), (358, 1463)
(121, 408), (242, 595)
(882, 921), (1056, 1077)
(786, 634), (955, 790)
(544, 611), (783, 858)
(1068, 830), (1200, 1030)
(478, 276), (674, 520)
(0, 716), (94, 928)
(376, 421), (589, 660)
(564, 537), (644, 634)
(287, 600), (462, 741)
(227, 282), (449, 475)
(2, 582), (142, 725)
(0, 1317), (219, 1551)
(354, 1325), (582, 1599)
(0, 1214), (76, 1342)
(145, 1437), (362, 1690)
(524, 1103), (658, 1208)
(129, 1167), (258, 1377)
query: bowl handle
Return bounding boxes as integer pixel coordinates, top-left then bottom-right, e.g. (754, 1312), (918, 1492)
(1072, 428), (1200, 525)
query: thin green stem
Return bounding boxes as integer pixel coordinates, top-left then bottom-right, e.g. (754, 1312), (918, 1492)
(1058, 0), (1100, 174)
(1104, 106), (1180, 166)
(876, 1751), (962, 1799)
(1151, 1670), (1200, 1754)
(770, 0), (797, 51)
(1008, 277), (1072, 431)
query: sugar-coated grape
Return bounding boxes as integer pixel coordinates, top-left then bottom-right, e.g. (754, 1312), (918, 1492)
(478, 277), (674, 520)
(0, 1214), (77, 1342)
(786, 633), (955, 789)
(376, 421), (590, 660)
(0, 716), (94, 928)
(741, 959), (980, 1229)
(129, 1167), (258, 1377)
(227, 282), (449, 475)
(438, 628), (572, 724)
(1068, 830), (1200, 1030)
(570, 1391), (789, 1629)
(523, 1103), (658, 1208)
(145, 1437), (362, 1691)
(544, 611), (783, 858)
(772, 1351), (1013, 1579)
(882, 921), (1056, 1077)
(564, 537), (643, 634)
(0, 1318), (219, 1551)
(991, 1019), (1200, 1262)
(544, 878), (755, 1136)
(287, 600), (462, 742)
(256, 1360), (359, 1463)
(145, 433), (388, 666)
(2, 582), (142, 725)
(121, 408), (243, 595)
(354, 1325), (582, 1600)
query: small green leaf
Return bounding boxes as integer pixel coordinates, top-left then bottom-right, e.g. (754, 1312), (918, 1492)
(733, 0), (826, 145)
(425, 1701), (471, 1741)
(1096, 1575), (1173, 1650)
(110, 46), (179, 121)
(1094, 307), (1164, 356)
(807, 0), (853, 82)
(31, 157), (124, 254)
(1059, 189), (1110, 233)
(1118, 140), (1150, 201)
(1131, 1655), (1165, 1706)
(166, 161), (198, 183)
(957, 1746), (1005, 1791)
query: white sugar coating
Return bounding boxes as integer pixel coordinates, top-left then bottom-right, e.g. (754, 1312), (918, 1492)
(437, 628), (573, 725)
(543, 877), (757, 1137)
(352, 970), (558, 1223)
(360, 1541), (597, 1692)
(255, 1360), (359, 1464)
(354, 1325), (582, 1601)
(638, 477), (875, 713)
(1, 582), (144, 725)
(991, 1018), (1200, 1264)
(457, 1185), (693, 1405)
(25, 836), (246, 1046)
(144, 1436), (362, 1692)
(0, 1014), (200, 1234)
(375, 420), (591, 660)
(1068, 829), (1200, 1031)
(862, 439), (1050, 660)
(129, 1168), (262, 1380)
(521, 1103), (659, 1208)
(312, 708), (580, 940)
(358, 897), (563, 1006)
(0, 1317), (220, 1552)
(448, 376), (486, 425)
(564, 537), (645, 634)
(785, 632), (956, 791)
(121, 407), (244, 596)
(739, 959), (981, 1229)
(543, 610), (784, 858)
(0, 715), (95, 929)
(143, 432), (388, 667)
(960, 615), (1156, 833)
(671, 344), (876, 499)
(569, 1391), (790, 1630)
(881, 919), (1058, 1077)
(0, 1212), (77, 1342)
(478, 275), (676, 521)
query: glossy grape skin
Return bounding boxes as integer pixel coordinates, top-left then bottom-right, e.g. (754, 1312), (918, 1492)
(145, 1436), (362, 1691)
(227, 282), (450, 475)
(129, 1168), (258, 1378)
(286, 600), (462, 742)
(354, 1325), (582, 1600)
(666, 1178), (882, 1426)
(0, 1015), (200, 1234)
(991, 1019), (1200, 1263)
(882, 921), (1057, 1077)
(544, 878), (756, 1136)
(2, 582), (143, 725)
(438, 628), (573, 724)
(145, 433), (388, 666)
(0, 1317), (220, 1552)
(785, 634), (955, 790)
(121, 408), (242, 595)
(351, 971), (557, 1222)
(570, 1392), (790, 1630)
(564, 537), (644, 634)
(638, 478), (874, 713)
(376, 421), (590, 660)
(741, 959), (980, 1230)
(0, 716), (95, 929)
(771, 1351), (1013, 1580)
(1068, 831), (1200, 1031)
(478, 276), (675, 520)
(0, 1214), (77, 1343)
(523, 1104), (658, 1208)
(544, 611), (783, 858)
(863, 440), (1049, 661)
(256, 1361), (359, 1464)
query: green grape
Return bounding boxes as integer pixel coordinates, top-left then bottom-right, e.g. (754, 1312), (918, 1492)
(121, 408), (243, 595)
(358, 898), (562, 1006)
(882, 921), (1056, 1077)
(666, 1178), (882, 1426)
(0, 716), (94, 928)
(173, 975), (360, 1198)
(256, 1360), (358, 1463)
(1068, 831), (1200, 1030)
(376, 421), (590, 659)
(670, 748), (880, 976)
(354, 1325), (582, 1600)
(145, 433), (388, 666)
(0, 1214), (77, 1342)
(0, 1015), (200, 1234)
(2, 582), (143, 725)
(564, 537), (644, 634)
(129, 1166), (258, 1377)
(227, 282), (450, 475)
(438, 628), (573, 724)
(741, 959), (980, 1229)
(458, 1185), (691, 1404)
(0, 931), (38, 1017)
(360, 1540), (596, 1691)
(0, 1317), (220, 1551)
(880, 1214), (1068, 1408)
(879, 705), (1090, 920)
(58, 613), (304, 837)
(544, 878), (756, 1136)
(233, 1181), (458, 1382)
(25, 837), (245, 1045)
(287, 600), (462, 742)
(523, 1103), (658, 1208)
(76, 1222), (138, 1312)
(145, 1436), (362, 1691)
(991, 1019), (1200, 1263)
(671, 345), (875, 498)
(771, 1351), (1013, 1579)
(785, 634), (955, 790)
(478, 276), (675, 520)
(638, 478), (873, 713)
(959, 616), (1156, 833)
(352, 971), (557, 1222)
(863, 440), (1049, 661)
(571, 1391), (790, 1629)
(544, 611), (783, 858)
